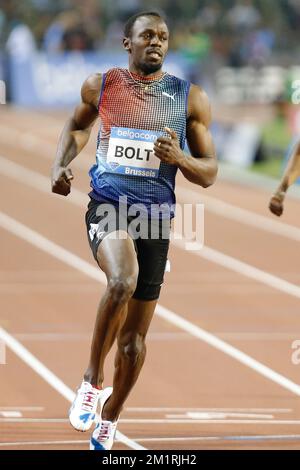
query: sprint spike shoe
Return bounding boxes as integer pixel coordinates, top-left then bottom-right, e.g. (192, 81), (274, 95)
(90, 387), (119, 450)
(69, 381), (101, 432)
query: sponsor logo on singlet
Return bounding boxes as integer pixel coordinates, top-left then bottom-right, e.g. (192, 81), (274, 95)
(106, 127), (163, 178)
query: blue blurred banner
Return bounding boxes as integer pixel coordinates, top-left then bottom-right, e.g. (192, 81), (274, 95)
(9, 52), (188, 108)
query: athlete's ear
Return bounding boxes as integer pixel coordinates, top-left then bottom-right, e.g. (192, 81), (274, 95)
(123, 37), (131, 53)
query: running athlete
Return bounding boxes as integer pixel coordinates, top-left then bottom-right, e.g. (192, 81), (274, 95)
(269, 139), (300, 216)
(51, 11), (217, 450)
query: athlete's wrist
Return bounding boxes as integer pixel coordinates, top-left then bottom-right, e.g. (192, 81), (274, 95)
(175, 152), (187, 168)
(52, 161), (68, 171)
(273, 190), (286, 201)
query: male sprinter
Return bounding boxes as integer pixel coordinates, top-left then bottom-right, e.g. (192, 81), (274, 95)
(269, 139), (300, 216)
(51, 11), (217, 450)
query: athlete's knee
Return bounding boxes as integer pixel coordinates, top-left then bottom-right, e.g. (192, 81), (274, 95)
(108, 275), (137, 304)
(119, 333), (146, 364)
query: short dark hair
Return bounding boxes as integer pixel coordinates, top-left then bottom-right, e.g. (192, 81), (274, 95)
(124, 11), (165, 38)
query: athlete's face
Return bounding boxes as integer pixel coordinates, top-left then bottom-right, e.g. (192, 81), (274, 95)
(124, 16), (169, 75)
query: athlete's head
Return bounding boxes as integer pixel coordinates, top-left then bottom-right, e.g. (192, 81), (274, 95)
(123, 11), (169, 75)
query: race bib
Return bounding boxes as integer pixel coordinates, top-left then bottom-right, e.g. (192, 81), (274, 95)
(106, 127), (162, 178)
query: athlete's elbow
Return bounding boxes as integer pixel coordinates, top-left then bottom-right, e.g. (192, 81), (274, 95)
(201, 164), (218, 188)
(201, 178), (214, 188)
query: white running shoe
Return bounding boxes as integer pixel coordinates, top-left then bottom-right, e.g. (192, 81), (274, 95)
(90, 387), (119, 450)
(69, 381), (101, 432)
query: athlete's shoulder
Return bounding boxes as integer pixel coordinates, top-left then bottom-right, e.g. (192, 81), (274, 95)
(81, 73), (102, 108)
(188, 83), (209, 102)
(166, 72), (190, 86)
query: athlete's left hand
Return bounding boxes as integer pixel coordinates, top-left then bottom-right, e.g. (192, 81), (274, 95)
(269, 192), (285, 217)
(154, 127), (185, 166)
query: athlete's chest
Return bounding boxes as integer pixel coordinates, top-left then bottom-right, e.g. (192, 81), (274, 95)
(100, 84), (184, 130)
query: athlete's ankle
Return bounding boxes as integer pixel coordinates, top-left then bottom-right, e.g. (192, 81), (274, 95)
(102, 399), (122, 422)
(83, 373), (101, 388)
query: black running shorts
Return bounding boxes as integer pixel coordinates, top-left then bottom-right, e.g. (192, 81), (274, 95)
(85, 198), (170, 301)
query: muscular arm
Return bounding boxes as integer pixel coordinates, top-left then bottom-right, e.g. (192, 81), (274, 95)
(269, 139), (300, 216)
(51, 73), (101, 195)
(180, 85), (217, 187)
(153, 85), (217, 188)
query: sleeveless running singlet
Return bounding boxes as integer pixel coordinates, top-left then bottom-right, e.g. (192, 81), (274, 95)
(89, 67), (190, 218)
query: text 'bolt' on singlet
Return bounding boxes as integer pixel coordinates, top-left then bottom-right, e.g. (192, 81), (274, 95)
(89, 68), (191, 218)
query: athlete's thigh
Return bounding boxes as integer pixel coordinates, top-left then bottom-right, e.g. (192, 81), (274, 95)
(85, 198), (138, 280)
(133, 232), (170, 301)
(97, 232), (138, 280)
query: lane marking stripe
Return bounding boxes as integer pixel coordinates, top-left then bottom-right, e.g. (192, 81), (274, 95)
(126, 407), (292, 413)
(176, 185), (300, 243)
(1, 211), (300, 397)
(0, 323), (144, 451)
(1, 417), (300, 425)
(2, 434), (300, 447)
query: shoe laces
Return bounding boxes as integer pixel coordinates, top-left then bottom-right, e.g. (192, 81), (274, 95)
(96, 421), (114, 441)
(80, 387), (99, 411)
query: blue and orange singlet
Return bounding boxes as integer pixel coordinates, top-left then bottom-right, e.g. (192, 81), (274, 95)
(89, 68), (190, 218)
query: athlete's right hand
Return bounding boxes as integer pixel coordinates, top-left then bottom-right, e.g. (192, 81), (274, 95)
(269, 192), (285, 217)
(51, 166), (74, 196)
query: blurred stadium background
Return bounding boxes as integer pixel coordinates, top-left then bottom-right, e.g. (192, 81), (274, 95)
(0, 0), (300, 177)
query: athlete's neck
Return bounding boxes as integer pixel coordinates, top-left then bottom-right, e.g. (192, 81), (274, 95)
(129, 65), (164, 79)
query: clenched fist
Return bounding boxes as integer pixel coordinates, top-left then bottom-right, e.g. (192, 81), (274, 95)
(269, 192), (285, 217)
(51, 166), (74, 196)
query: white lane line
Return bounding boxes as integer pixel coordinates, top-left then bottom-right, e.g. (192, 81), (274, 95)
(214, 333), (300, 341)
(0, 407), (44, 410)
(0, 127), (91, 171)
(12, 332), (189, 342)
(0, 326), (75, 402)
(2, 417), (300, 425)
(0, 155), (89, 207)
(0, 440), (89, 447)
(126, 407), (292, 413)
(1, 211), (300, 397)
(2, 434), (300, 447)
(111, 419), (300, 425)
(14, 333), (91, 342)
(173, 239), (300, 299)
(135, 435), (300, 442)
(7, 331), (300, 343)
(156, 304), (300, 396)
(0, 407), (44, 411)
(0, 418), (68, 423)
(0, 323), (144, 451)
(166, 412), (274, 419)
(176, 185), (300, 243)
(0, 412), (22, 418)
(1, 155), (300, 300)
